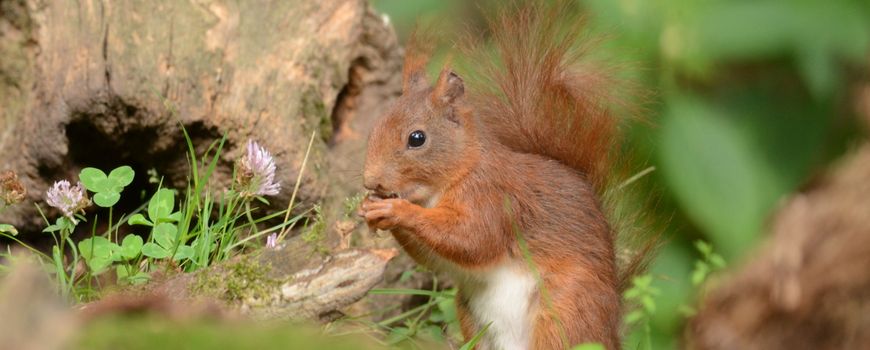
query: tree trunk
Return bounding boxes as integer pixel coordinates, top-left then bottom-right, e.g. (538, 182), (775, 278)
(0, 0), (402, 233)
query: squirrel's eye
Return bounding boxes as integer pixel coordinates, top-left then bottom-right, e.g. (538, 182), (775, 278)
(407, 130), (426, 148)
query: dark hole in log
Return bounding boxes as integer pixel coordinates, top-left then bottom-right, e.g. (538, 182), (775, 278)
(328, 57), (368, 146)
(27, 99), (224, 242)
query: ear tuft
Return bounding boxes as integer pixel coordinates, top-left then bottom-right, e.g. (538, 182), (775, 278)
(402, 70), (428, 93)
(432, 69), (465, 105)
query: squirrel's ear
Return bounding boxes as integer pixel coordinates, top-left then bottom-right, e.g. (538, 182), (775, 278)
(432, 69), (464, 106)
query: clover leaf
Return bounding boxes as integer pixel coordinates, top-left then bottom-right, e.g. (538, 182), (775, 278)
(78, 236), (122, 274)
(79, 166), (135, 207)
(127, 213), (152, 226)
(120, 234), (143, 260)
(116, 265), (150, 285)
(141, 223), (192, 261)
(128, 188), (179, 227)
(148, 188), (176, 223)
(93, 192), (121, 207)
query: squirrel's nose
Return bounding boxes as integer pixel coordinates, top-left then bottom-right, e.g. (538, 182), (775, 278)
(363, 178), (381, 193)
(363, 168), (382, 192)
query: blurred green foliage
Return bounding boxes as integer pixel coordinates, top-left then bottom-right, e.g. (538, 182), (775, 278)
(374, 0), (870, 348)
(76, 315), (381, 350)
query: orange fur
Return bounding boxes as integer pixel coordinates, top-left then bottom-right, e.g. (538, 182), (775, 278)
(361, 1), (641, 348)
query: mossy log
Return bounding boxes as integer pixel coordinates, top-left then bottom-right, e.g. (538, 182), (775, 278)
(79, 235), (398, 322)
(0, 0), (402, 233)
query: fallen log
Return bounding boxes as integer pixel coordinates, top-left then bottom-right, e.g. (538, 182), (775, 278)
(80, 235), (397, 322)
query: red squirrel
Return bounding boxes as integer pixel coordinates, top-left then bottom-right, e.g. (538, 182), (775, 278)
(360, 2), (643, 349)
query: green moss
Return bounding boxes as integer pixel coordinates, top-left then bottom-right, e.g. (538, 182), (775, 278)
(191, 256), (282, 303)
(300, 88), (332, 143)
(301, 205), (328, 254)
(342, 192), (365, 219)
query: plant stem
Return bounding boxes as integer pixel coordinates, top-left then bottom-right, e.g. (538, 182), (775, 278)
(244, 201), (258, 236)
(0, 234), (52, 261)
(277, 131), (316, 242)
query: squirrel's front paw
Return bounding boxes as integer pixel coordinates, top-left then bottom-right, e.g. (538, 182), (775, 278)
(361, 198), (415, 231)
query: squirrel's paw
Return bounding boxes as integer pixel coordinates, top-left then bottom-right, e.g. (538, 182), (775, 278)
(361, 198), (415, 231)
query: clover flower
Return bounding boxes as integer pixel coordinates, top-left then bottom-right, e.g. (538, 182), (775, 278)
(45, 180), (89, 220)
(266, 232), (278, 249)
(1, 170), (26, 206)
(236, 140), (280, 197)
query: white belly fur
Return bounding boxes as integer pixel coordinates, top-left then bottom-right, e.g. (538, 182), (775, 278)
(464, 262), (538, 350)
(394, 227), (537, 349)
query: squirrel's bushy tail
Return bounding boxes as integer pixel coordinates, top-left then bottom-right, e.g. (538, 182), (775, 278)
(463, 0), (631, 190)
(459, 0), (654, 292)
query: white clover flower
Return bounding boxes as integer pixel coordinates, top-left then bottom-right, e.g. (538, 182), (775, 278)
(236, 140), (280, 197)
(45, 180), (89, 221)
(266, 232), (278, 249)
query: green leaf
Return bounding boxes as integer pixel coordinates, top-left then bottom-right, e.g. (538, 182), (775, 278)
(148, 189), (176, 222)
(58, 217), (76, 232)
(710, 254), (727, 269)
(173, 245), (195, 261)
(460, 322), (490, 350)
(116, 265), (130, 280)
(691, 264), (709, 286)
(109, 242), (124, 262)
(437, 297), (457, 324)
(94, 191), (121, 208)
(423, 324), (444, 341)
(0, 224), (17, 236)
(152, 223), (178, 249)
(128, 272), (151, 285)
(116, 267), (150, 285)
(108, 166), (135, 188)
(633, 275), (652, 288)
(88, 256), (113, 274)
(428, 309), (445, 323)
(386, 327), (413, 345)
(659, 96), (779, 259)
(78, 236), (117, 273)
(79, 237), (111, 260)
(42, 223), (62, 233)
(79, 168), (108, 192)
(141, 243), (169, 259)
(694, 240), (712, 256)
(127, 213), (152, 226)
(624, 310), (644, 325)
(641, 295), (656, 313)
(120, 234), (143, 260)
